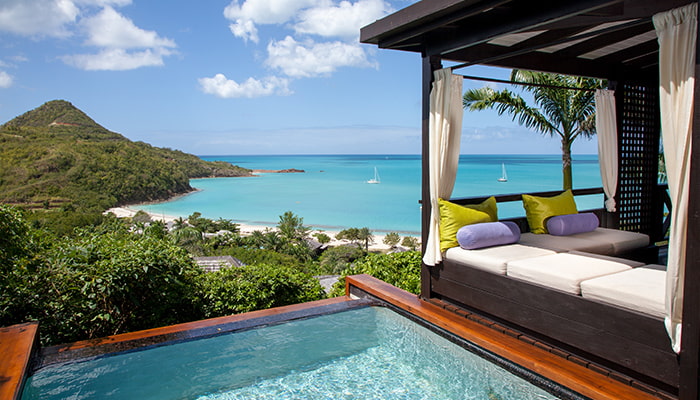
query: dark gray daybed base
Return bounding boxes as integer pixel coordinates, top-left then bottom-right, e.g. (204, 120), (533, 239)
(431, 258), (679, 391)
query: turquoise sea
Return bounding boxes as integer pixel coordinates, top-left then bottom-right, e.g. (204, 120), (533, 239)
(134, 155), (602, 234)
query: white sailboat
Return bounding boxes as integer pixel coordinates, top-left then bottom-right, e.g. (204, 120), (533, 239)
(497, 163), (508, 182)
(367, 167), (381, 184)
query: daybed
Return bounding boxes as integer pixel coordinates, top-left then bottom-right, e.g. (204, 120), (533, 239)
(433, 194), (676, 389)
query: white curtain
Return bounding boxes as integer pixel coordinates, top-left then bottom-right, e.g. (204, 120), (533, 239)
(595, 89), (618, 212)
(423, 68), (463, 266)
(653, 2), (697, 353)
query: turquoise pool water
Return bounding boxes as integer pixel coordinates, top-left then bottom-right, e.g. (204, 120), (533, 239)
(23, 307), (568, 399)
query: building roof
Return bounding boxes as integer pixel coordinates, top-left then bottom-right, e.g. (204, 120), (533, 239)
(194, 256), (245, 272)
(361, 0), (691, 81)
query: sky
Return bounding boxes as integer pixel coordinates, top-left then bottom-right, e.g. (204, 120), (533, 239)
(0, 0), (598, 156)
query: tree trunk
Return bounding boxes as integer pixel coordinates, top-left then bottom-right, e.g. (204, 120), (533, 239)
(561, 139), (573, 190)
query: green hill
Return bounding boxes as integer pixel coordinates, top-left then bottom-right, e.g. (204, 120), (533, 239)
(0, 100), (251, 210)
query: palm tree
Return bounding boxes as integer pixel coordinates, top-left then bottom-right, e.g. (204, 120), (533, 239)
(463, 70), (601, 190)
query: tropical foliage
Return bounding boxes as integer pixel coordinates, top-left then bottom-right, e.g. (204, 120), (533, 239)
(329, 251), (422, 297)
(463, 71), (602, 190)
(198, 264), (325, 318)
(0, 206), (326, 345)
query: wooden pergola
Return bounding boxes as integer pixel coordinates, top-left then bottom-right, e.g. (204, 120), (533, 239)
(361, 1), (699, 398)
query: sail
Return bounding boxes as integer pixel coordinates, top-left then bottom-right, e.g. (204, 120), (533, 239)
(498, 163), (508, 182)
(367, 167), (380, 184)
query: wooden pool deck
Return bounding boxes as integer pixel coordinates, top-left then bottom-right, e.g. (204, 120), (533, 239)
(2, 275), (674, 400)
(0, 322), (38, 400)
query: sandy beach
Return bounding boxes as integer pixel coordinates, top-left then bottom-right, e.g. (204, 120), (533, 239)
(104, 207), (416, 252)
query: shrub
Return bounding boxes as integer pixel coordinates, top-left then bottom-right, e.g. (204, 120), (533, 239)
(198, 263), (325, 318)
(329, 251), (422, 297)
(3, 231), (203, 345)
(318, 245), (366, 275)
(0, 205), (31, 272)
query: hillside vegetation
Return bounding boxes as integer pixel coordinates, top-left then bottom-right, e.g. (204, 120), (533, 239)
(0, 100), (251, 210)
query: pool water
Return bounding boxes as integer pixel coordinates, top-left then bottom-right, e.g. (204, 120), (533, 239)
(23, 307), (564, 400)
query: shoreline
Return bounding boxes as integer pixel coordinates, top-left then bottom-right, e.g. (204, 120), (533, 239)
(104, 206), (420, 252)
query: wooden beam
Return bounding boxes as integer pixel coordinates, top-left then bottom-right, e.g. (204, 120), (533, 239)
(446, 46), (653, 81)
(420, 55), (442, 299)
(425, 0), (620, 57)
(678, 59), (700, 400)
(360, 0), (474, 44)
(552, 22), (653, 58)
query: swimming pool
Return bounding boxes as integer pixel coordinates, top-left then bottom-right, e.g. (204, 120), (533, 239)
(22, 304), (574, 400)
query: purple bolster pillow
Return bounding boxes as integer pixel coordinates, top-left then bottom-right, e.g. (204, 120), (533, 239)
(456, 221), (520, 250)
(546, 213), (599, 236)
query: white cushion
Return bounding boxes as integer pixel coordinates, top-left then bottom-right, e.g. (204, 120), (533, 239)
(581, 267), (666, 319)
(445, 244), (556, 275)
(506, 253), (632, 294)
(573, 227), (649, 254)
(519, 231), (615, 254)
(519, 228), (650, 256)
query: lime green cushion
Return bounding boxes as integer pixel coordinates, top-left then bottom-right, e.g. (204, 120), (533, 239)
(438, 197), (497, 252)
(522, 190), (578, 234)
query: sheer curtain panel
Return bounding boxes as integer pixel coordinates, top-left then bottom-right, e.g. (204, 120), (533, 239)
(423, 69), (463, 266)
(595, 89), (618, 212)
(653, 2), (697, 353)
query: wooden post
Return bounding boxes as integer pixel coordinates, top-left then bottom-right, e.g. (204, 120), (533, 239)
(420, 55), (442, 299)
(678, 58), (700, 400)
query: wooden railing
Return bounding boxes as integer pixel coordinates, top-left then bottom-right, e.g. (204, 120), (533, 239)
(447, 187), (604, 206)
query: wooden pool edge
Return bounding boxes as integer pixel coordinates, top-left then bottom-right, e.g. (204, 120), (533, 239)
(345, 274), (669, 400)
(0, 322), (39, 400)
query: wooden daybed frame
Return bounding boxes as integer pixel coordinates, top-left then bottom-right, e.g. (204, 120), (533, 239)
(433, 188), (677, 390)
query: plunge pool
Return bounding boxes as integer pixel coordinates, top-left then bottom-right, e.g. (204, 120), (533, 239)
(21, 302), (581, 400)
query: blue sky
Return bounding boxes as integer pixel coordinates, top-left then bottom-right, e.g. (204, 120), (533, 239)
(0, 0), (598, 155)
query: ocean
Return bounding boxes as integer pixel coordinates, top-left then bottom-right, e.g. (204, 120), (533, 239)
(133, 154), (602, 235)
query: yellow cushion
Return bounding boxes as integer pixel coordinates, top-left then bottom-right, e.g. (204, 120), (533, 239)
(465, 196), (498, 221)
(438, 198), (496, 252)
(522, 190), (578, 234)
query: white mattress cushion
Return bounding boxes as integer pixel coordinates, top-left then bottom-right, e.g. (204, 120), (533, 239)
(580, 267), (666, 319)
(506, 253), (632, 294)
(573, 227), (649, 254)
(444, 244), (556, 275)
(519, 231), (615, 255)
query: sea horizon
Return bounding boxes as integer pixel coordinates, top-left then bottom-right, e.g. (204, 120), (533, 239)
(133, 154), (603, 235)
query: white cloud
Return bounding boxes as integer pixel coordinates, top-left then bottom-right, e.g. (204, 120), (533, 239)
(228, 19), (259, 43)
(64, 6), (176, 70)
(295, 0), (391, 39)
(266, 36), (375, 78)
(224, 0), (318, 43)
(0, 1), (176, 71)
(198, 73), (291, 98)
(0, 71), (13, 88)
(62, 48), (173, 71)
(0, 0), (80, 37)
(82, 6), (175, 49)
(75, 0), (132, 6)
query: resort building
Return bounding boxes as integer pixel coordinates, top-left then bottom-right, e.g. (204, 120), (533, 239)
(3, 1), (700, 399)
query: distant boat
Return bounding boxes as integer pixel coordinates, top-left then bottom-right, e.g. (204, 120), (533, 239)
(367, 167), (381, 184)
(497, 163), (508, 182)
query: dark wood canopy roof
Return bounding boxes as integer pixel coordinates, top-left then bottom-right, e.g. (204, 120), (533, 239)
(361, 0), (692, 82)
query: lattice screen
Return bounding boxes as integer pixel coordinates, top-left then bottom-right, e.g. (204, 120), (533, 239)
(616, 82), (661, 237)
